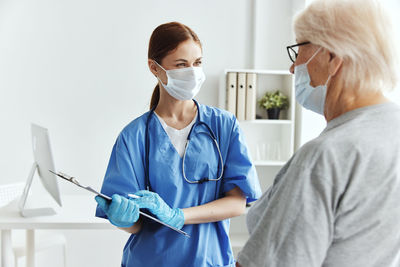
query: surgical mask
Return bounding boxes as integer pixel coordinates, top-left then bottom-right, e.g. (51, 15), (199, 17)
(154, 61), (205, 101)
(294, 47), (331, 115)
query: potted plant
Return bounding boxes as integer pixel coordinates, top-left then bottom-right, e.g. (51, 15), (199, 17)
(258, 90), (289, 119)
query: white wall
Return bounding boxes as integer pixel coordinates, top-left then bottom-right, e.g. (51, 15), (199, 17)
(0, 0), (295, 266)
(253, 0), (294, 69)
(0, 0), (255, 190)
(4, 0), (398, 266)
(383, 0), (400, 104)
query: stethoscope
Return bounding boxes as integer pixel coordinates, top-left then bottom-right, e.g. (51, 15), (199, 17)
(145, 99), (224, 191)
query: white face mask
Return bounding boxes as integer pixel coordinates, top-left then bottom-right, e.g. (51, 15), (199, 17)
(154, 61), (205, 101)
(294, 47), (331, 115)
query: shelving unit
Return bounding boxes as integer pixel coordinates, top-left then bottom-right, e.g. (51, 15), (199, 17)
(230, 234), (249, 257)
(219, 68), (295, 167)
(244, 119), (292, 124)
(253, 160), (286, 167)
(219, 69), (295, 257)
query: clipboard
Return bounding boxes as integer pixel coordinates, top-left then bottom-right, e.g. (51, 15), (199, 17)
(49, 170), (190, 237)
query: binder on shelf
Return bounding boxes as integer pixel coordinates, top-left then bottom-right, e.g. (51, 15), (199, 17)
(245, 73), (257, 121)
(236, 72), (246, 121)
(226, 72), (237, 116)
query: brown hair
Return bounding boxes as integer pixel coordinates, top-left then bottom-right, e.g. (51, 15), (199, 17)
(148, 22), (202, 109)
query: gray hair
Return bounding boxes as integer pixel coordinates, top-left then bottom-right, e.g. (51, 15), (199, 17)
(294, 0), (398, 92)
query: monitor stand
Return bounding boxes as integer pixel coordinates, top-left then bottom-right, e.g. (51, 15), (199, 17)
(19, 163), (57, 217)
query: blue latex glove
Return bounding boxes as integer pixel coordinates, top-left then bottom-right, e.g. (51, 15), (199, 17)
(95, 194), (140, 228)
(133, 190), (185, 229)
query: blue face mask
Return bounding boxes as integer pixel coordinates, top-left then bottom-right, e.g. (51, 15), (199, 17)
(294, 47), (331, 115)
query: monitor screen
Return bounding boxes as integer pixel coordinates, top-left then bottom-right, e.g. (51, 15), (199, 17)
(31, 123), (62, 206)
(19, 124), (62, 217)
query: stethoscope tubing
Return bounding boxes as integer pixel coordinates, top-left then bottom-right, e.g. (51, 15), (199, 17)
(145, 100), (223, 190)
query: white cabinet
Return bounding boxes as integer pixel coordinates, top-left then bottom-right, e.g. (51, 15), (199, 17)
(219, 69), (296, 257)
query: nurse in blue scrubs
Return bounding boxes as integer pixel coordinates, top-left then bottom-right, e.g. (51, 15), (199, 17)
(95, 21), (261, 267)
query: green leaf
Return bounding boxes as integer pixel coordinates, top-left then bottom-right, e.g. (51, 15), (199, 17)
(258, 90), (289, 110)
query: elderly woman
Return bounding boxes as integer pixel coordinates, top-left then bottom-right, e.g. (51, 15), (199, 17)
(236, 0), (400, 266)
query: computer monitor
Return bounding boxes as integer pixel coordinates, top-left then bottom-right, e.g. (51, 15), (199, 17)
(19, 124), (62, 217)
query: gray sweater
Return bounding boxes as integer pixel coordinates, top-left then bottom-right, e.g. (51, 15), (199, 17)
(237, 102), (400, 267)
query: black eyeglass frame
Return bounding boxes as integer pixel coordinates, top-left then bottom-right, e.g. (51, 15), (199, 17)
(286, 41), (311, 63)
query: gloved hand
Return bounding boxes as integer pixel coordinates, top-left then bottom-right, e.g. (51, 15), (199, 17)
(95, 194), (140, 228)
(133, 190), (185, 229)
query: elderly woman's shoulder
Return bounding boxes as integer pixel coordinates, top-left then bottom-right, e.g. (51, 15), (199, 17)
(291, 133), (356, 169)
(294, 137), (332, 159)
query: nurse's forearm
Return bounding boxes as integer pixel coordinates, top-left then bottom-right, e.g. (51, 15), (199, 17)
(118, 218), (143, 234)
(182, 186), (246, 224)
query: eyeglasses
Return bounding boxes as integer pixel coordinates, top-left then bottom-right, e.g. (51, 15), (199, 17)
(286, 41), (310, 63)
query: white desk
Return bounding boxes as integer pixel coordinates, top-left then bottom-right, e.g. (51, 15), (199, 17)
(0, 195), (114, 267)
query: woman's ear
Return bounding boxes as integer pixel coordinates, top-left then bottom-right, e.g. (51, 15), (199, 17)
(148, 59), (158, 77)
(328, 53), (343, 77)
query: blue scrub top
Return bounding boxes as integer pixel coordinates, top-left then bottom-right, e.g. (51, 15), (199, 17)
(96, 103), (261, 267)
